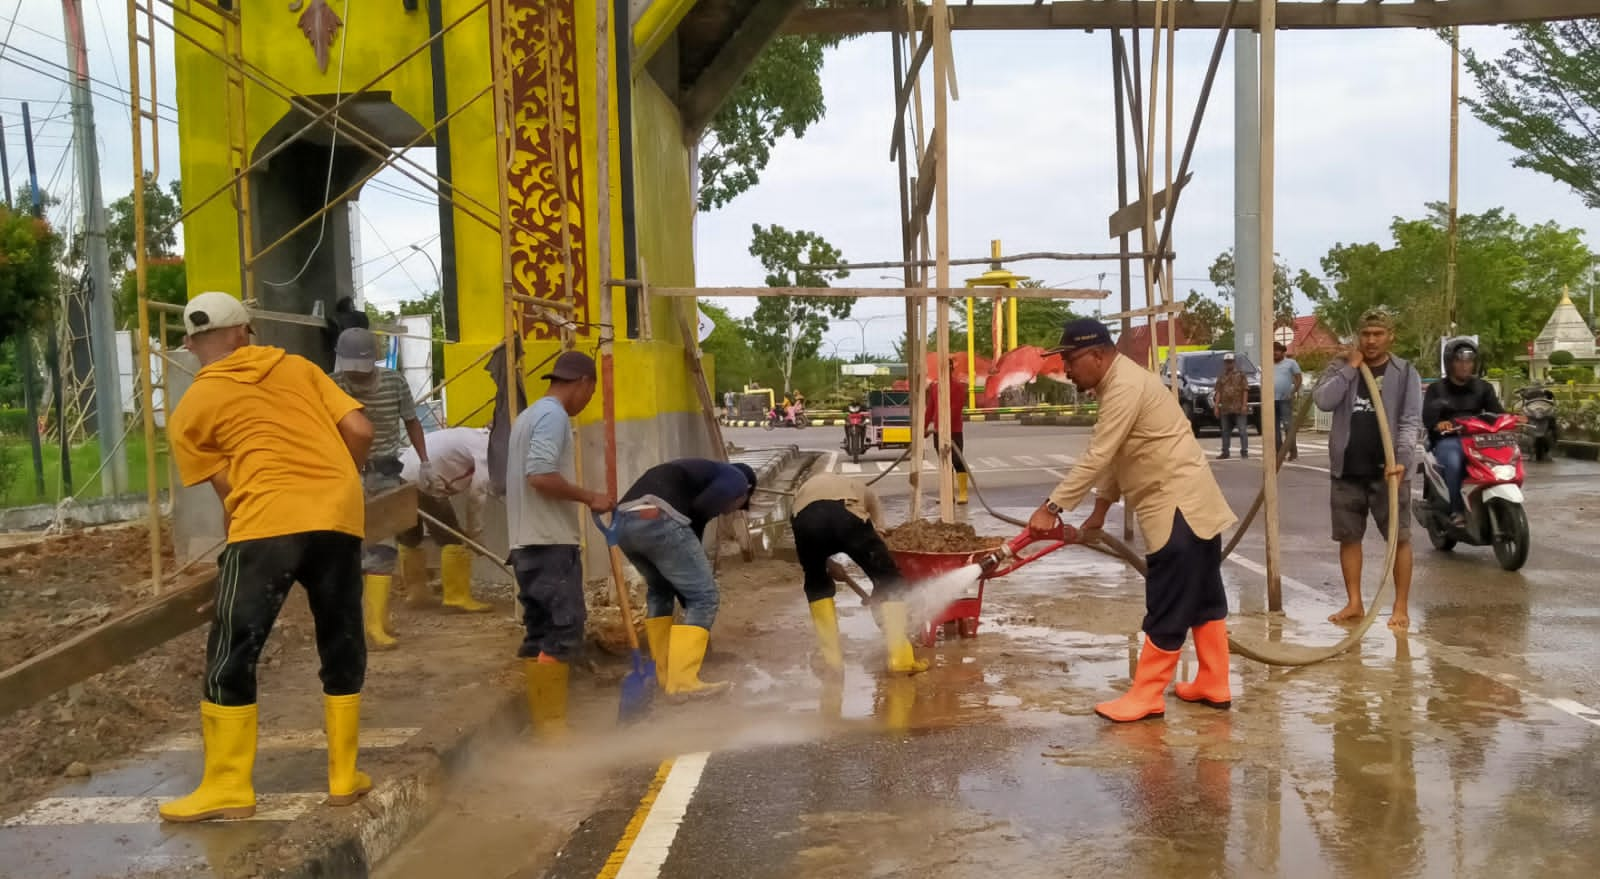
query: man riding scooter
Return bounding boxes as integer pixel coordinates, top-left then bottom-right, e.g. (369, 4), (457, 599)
(1423, 339), (1504, 530)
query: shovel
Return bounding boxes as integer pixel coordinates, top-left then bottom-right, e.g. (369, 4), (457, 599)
(591, 512), (656, 722)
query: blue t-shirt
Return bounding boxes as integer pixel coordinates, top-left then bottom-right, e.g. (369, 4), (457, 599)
(1273, 357), (1303, 401)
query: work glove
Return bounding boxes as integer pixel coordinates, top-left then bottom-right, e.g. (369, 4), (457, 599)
(418, 460), (439, 495)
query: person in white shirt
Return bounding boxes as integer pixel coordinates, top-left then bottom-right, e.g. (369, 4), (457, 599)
(396, 427), (493, 613)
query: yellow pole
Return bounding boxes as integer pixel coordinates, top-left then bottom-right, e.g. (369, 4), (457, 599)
(1007, 298), (1017, 351)
(965, 296), (976, 409)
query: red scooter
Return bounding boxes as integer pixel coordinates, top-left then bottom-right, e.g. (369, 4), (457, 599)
(1415, 413), (1530, 571)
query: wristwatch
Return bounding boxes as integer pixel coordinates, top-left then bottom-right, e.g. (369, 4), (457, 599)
(1044, 501), (1063, 517)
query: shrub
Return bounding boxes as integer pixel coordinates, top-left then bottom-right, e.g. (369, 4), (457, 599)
(0, 408), (31, 437)
(1549, 366), (1594, 385)
(1549, 349), (1576, 367)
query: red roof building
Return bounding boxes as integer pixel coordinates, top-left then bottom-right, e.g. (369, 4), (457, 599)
(1283, 315), (1342, 355)
(1115, 321), (1192, 366)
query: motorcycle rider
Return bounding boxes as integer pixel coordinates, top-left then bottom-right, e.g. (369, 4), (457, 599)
(1423, 339), (1504, 529)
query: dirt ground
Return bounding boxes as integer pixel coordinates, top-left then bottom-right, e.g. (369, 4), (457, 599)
(0, 522), (202, 817)
(884, 519), (1004, 554)
(0, 517), (655, 820)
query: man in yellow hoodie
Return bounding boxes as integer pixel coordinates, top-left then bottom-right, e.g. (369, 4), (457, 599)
(161, 292), (376, 822)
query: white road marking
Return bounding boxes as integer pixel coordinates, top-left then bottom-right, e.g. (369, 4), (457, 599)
(977, 457), (1007, 469)
(614, 751), (711, 878)
(1014, 455), (1044, 466)
(1224, 554), (1600, 730)
(3, 794), (326, 827)
(1049, 454), (1075, 465)
(839, 461), (862, 475)
(823, 451), (839, 475)
(144, 727), (421, 752)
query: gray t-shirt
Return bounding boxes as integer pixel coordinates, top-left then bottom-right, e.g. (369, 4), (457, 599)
(506, 395), (579, 548)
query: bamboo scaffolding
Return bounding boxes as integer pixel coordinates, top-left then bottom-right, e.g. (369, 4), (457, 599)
(1259, 0), (1283, 608)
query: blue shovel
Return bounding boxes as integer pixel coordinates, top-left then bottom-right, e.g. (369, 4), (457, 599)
(592, 512), (656, 722)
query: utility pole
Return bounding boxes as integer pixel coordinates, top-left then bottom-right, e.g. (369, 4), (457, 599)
(63, 0), (128, 495)
(19, 104), (59, 497)
(1, 117), (12, 207)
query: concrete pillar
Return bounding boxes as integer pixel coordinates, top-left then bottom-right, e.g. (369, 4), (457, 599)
(1234, 28), (1262, 364)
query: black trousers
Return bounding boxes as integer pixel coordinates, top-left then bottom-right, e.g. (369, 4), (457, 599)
(509, 545), (583, 660)
(1142, 510), (1228, 652)
(931, 432), (967, 473)
(204, 531), (365, 706)
(396, 492), (464, 548)
(792, 500), (905, 603)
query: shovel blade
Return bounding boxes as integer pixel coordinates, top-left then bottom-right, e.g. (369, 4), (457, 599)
(618, 652), (657, 722)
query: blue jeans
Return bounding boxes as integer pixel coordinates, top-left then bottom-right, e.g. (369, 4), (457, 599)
(617, 514), (719, 628)
(1219, 413), (1249, 457)
(1434, 437), (1466, 514)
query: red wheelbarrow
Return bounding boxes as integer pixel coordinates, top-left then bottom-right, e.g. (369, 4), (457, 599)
(890, 523), (1079, 647)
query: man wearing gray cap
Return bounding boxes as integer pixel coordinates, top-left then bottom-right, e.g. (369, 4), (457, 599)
(507, 349), (613, 737)
(333, 327), (434, 649)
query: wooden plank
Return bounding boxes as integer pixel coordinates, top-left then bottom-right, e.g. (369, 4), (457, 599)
(1108, 171), (1191, 238)
(1101, 301), (1186, 321)
(674, 305), (753, 561)
(909, 133), (938, 230)
(889, 21), (935, 162)
(651, 285), (1110, 299)
(0, 486), (419, 717)
(785, 1), (1600, 34)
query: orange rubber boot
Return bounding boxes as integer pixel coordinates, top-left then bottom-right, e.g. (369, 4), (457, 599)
(1094, 638), (1179, 722)
(1174, 619), (1232, 709)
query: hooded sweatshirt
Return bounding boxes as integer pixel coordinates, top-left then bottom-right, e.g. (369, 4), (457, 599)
(169, 345), (366, 543)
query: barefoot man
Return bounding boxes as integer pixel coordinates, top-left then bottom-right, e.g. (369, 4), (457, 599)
(1027, 319), (1237, 723)
(1312, 308), (1422, 630)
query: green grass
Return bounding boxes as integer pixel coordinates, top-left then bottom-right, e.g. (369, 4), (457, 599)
(0, 433), (171, 508)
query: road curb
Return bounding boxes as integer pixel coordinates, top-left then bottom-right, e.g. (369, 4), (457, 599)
(1018, 414), (1099, 427)
(229, 683), (526, 879)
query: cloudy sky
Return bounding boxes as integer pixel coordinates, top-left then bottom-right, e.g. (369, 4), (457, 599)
(4, 4), (1596, 357)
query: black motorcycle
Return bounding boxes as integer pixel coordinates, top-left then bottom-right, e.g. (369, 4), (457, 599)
(842, 402), (868, 463)
(1515, 385), (1559, 461)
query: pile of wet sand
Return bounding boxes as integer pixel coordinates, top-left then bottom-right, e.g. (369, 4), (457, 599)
(884, 520), (1004, 554)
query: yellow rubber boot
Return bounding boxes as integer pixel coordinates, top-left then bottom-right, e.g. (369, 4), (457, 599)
(808, 598), (844, 673)
(323, 693), (373, 805)
(956, 473), (970, 505)
(158, 702), (258, 822)
(880, 601), (929, 675)
(523, 656), (570, 739)
(399, 545), (431, 608)
(644, 617), (673, 691)
(440, 545), (491, 612)
(665, 625), (732, 699)
(363, 574), (398, 649)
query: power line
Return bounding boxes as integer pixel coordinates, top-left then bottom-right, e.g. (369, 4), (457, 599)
(0, 42), (181, 119)
(1, 57), (179, 127)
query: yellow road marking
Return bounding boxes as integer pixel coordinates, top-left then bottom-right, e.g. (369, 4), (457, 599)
(596, 758), (675, 879)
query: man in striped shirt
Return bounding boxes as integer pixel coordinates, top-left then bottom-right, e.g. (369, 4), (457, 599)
(334, 328), (432, 650)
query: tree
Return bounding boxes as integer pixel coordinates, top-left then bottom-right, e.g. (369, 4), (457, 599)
(697, 301), (757, 393)
(367, 290), (447, 384)
(87, 176), (186, 327)
(1205, 249), (1300, 329)
(742, 224), (851, 394)
(1180, 291), (1233, 346)
(1309, 204), (1592, 371)
(943, 292), (1081, 355)
(0, 207), (63, 345)
(116, 259), (187, 328)
(697, 35), (830, 211)
(1460, 22), (1600, 210)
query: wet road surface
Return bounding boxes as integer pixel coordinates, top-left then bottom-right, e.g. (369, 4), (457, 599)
(378, 425), (1600, 879)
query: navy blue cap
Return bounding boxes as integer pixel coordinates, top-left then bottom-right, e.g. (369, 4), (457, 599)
(1048, 318), (1114, 355)
(733, 463), (758, 510)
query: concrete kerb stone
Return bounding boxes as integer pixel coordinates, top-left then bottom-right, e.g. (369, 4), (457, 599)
(218, 685), (527, 879)
(1018, 414), (1099, 427)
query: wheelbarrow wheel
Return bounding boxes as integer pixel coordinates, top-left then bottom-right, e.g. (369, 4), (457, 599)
(958, 617), (980, 639)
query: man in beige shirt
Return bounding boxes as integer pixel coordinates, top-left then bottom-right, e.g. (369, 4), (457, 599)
(791, 473), (926, 676)
(1028, 319), (1238, 723)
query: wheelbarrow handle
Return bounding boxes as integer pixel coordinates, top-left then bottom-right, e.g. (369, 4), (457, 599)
(984, 523), (1080, 579)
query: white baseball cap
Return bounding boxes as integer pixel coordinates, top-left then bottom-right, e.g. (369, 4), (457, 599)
(183, 292), (252, 337)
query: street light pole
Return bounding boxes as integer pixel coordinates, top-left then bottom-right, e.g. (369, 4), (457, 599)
(409, 244), (448, 339)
